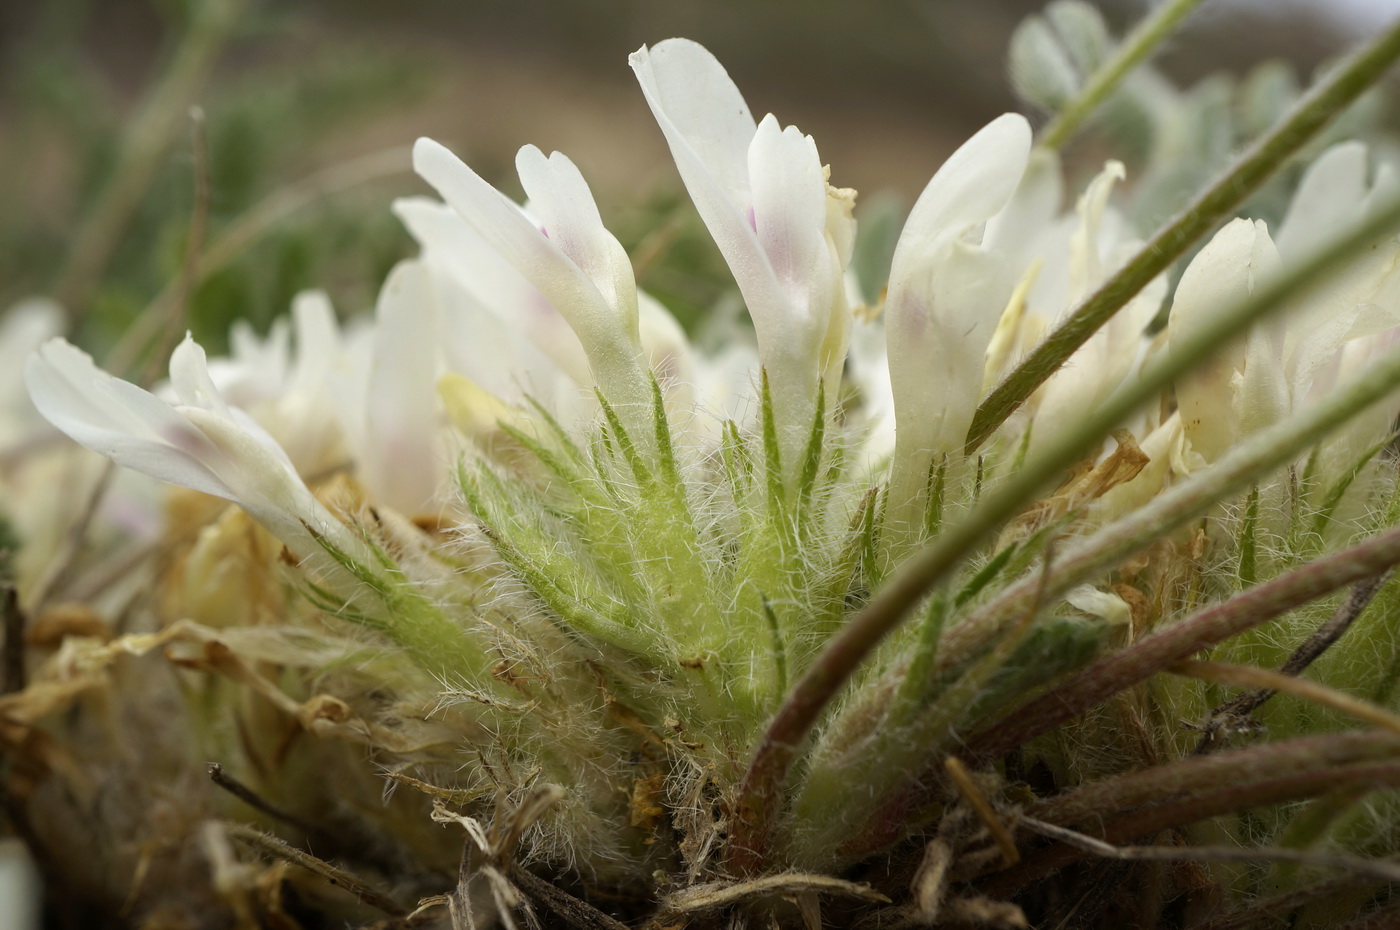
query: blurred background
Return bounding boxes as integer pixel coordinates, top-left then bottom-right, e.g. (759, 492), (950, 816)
(0, 0), (1394, 358)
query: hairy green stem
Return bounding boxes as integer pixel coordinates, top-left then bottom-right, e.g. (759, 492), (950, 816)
(55, 0), (243, 318)
(724, 195), (1400, 875)
(965, 16), (1400, 453)
(1038, 0), (1208, 151)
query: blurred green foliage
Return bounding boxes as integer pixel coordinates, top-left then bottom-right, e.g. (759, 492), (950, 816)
(0, 0), (430, 361)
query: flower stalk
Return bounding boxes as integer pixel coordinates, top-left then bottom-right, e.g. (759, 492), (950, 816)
(963, 527), (1400, 768)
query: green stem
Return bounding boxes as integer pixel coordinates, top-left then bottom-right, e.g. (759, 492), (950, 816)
(965, 16), (1400, 453)
(724, 195), (1400, 876)
(1039, 0), (1208, 151)
(55, 0), (243, 318)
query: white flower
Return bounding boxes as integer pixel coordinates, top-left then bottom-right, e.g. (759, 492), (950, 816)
(1170, 218), (1282, 463)
(361, 260), (452, 516)
(882, 113), (1032, 522)
(1274, 141), (1400, 411)
(1016, 160), (1166, 459)
(202, 290), (363, 480)
(1171, 141), (1400, 467)
(394, 194), (593, 397)
(411, 139), (654, 438)
(394, 194), (723, 443)
(1, 299), (164, 599)
(630, 38), (852, 468)
(25, 336), (348, 557)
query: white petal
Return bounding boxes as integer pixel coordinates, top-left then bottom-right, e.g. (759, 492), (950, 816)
(884, 116), (1031, 469)
(629, 39), (756, 208)
(885, 241), (1014, 529)
(0, 299), (62, 396)
(287, 290), (339, 396)
(25, 339), (235, 501)
(394, 195), (545, 323)
(394, 195), (589, 383)
(1066, 160), (1126, 305)
(984, 147), (1065, 263)
(1065, 585), (1131, 626)
(1170, 219), (1281, 461)
(363, 260), (446, 515)
(169, 335), (232, 417)
(1275, 141), (1369, 260)
(638, 290), (696, 388)
(414, 139), (648, 418)
(888, 242), (1012, 457)
(890, 113), (1032, 272)
(170, 334), (298, 471)
(1361, 161), (1400, 217)
(747, 116), (830, 324)
(1239, 311), (1288, 436)
(630, 43), (790, 333)
(412, 138), (606, 338)
(514, 145), (639, 337)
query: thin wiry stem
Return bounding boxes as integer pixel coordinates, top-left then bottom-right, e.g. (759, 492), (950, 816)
(1194, 574), (1390, 753)
(1174, 659), (1400, 739)
(1, 587), (22, 695)
(223, 822), (406, 915)
(724, 196), (1400, 876)
(106, 146), (412, 377)
(54, 0), (243, 318)
(965, 16), (1400, 453)
(1038, 0), (1208, 151)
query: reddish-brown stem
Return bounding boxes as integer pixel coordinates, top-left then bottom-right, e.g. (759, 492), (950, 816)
(1031, 732), (1400, 828)
(980, 761), (1400, 897)
(964, 526), (1400, 767)
(834, 529), (1400, 861)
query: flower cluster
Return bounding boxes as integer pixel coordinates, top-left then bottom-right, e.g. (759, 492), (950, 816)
(11, 18), (1400, 930)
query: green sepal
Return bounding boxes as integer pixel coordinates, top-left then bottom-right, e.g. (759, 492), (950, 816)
(1239, 483), (1260, 587)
